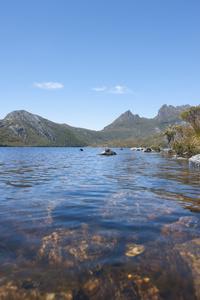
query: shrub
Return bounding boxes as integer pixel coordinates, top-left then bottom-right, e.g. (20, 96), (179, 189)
(164, 125), (177, 147)
(180, 105), (200, 135)
(150, 145), (161, 152)
(172, 126), (200, 157)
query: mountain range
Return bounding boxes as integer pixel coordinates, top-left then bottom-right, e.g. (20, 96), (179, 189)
(0, 104), (190, 147)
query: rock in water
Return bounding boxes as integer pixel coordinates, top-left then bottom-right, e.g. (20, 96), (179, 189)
(99, 148), (117, 156)
(131, 147), (144, 151)
(189, 154), (200, 167)
(143, 147), (152, 153)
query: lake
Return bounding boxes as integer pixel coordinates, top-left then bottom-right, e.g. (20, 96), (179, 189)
(0, 147), (200, 299)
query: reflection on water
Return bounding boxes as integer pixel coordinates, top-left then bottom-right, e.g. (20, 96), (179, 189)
(0, 147), (200, 299)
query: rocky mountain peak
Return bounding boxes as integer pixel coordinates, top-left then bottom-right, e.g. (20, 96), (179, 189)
(4, 110), (56, 141)
(103, 110), (140, 130)
(121, 110), (140, 121)
(154, 104), (190, 122)
(5, 110), (40, 122)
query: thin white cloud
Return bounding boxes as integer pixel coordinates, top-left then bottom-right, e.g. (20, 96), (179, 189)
(34, 82), (64, 89)
(91, 85), (129, 94)
(108, 85), (128, 94)
(91, 87), (107, 92)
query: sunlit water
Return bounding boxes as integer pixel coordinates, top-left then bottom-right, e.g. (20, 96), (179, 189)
(0, 147), (200, 299)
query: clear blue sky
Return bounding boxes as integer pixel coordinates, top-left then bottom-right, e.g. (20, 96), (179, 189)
(0, 0), (200, 130)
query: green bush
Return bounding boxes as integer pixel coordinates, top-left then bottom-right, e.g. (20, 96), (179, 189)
(171, 126), (200, 157)
(150, 145), (161, 152)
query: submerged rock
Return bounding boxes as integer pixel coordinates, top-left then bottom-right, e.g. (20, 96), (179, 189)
(175, 238), (200, 299)
(161, 216), (198, 244)
(189, 154), (200, 167)
(37, 227), (118, 266)
(99, 148), (117, 156)
(82, 270), (161, 300)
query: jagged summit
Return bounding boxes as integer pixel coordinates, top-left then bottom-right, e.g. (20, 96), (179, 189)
(103, 110), (140, 130)
(154, 104), (190, 122)
(117, 110), (140, 121)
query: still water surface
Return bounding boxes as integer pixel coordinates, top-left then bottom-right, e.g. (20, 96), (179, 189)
(0, 147), (200, 299)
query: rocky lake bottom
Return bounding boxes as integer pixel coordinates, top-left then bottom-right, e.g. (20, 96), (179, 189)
(0, 147), (200, 299)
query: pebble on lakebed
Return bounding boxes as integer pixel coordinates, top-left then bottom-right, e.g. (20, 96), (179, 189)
(125, 243), (145, 257)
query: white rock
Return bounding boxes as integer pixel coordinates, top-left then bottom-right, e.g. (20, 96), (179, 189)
(189, 154), (200, 167)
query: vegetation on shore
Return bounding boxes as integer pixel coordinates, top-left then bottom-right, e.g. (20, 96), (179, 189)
(164, 106), (200, 157)
(95, 132), (167, 148)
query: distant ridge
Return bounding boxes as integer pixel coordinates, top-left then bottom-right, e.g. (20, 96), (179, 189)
(0, 104), (190, 146)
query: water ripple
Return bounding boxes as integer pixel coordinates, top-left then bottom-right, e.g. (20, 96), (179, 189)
(0, 147), (200, 299)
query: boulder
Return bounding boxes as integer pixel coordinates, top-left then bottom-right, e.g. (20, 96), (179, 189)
(99, 148), (117, 156)
(131, 147), (144, 151)
(142, 147), (152, 153)
(189, 154), (200, 167)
